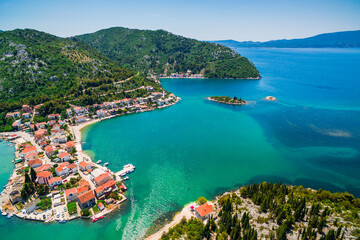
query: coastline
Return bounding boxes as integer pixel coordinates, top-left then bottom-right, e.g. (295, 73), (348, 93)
(145, 202), (195, 240)
(71, 96), (182, 162)
(0, 96), (181, 223)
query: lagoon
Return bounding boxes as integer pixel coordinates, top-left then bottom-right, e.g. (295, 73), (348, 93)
(1, 48), (360, 240)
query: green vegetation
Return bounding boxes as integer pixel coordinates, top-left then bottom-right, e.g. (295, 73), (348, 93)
(67, 202), (77, 215)
(80, 208), (91, 217)
(161, 217), (205, 240)
(76, 27), (260, 79)
(36, 198), (52, 210)
(160, 183), (360, 239)
(0, 29), (164, 117)
(92, 205), (100, 214)
(196, 197), (207, 205)
(208, 96), (246, 104)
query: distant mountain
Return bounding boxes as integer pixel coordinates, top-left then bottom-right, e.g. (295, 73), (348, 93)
(0, 29), (160, 110)
(76, 27), (260, 79)
(211, 30), (360, 48)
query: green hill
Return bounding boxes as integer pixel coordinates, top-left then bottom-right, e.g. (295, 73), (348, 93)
(76, 27), (260, 79)
(0, 29), (162, 111)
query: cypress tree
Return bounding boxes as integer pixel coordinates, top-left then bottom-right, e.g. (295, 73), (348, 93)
(30, 167), (37, 183)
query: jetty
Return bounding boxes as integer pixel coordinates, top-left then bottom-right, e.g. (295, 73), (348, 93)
(115, 164), (136, 179)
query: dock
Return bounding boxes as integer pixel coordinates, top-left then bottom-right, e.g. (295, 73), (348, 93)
(115, 164), (136, 179)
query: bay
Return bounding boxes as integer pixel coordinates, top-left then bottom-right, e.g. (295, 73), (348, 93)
(1, 48), (359, 239)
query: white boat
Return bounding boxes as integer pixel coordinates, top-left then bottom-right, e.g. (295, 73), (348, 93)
(1, 212), (7, 216)
(120, 173), (127, 177)
(122, 176), (129, 181)
(96, 160), (102, 164)
(6, 213), (13, 218)
(103, 162), (109, 166)
(127, 169), (134, 174)
(123, 164), (131, 168)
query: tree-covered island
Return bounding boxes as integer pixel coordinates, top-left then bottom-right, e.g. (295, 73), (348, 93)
(207, 96), (247, 105)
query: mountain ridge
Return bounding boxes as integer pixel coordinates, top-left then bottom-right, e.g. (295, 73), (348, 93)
(210, 30), (360, 48)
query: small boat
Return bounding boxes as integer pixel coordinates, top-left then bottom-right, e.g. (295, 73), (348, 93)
(103, 162), (109, 166)
(92, 218), (98, 222)
(1, 212), (7, 216)
(120, 173), (127, 177)
(82, 142), (86, 144)
(96, 160), (102, 164)
(59, 219), (66, 223)
(127, 169), (134, 174)
(122, 176), (129, 181)
(123, 164), (131, 168)
(6, 213), (13, 219)
(98, 216), (104, 220)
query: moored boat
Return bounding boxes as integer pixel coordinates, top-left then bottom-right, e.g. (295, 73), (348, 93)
(122, 176), (129, 181)
(96, 160), (102, 164)
(103, 162), (109, 166)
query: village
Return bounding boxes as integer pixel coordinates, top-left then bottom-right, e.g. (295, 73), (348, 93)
(0, 87), (180, 224)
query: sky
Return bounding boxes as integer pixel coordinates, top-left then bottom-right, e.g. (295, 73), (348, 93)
(0, 0), (359, 41)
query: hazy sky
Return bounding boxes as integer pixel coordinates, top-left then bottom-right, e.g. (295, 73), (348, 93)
(0, 0), (359, 41)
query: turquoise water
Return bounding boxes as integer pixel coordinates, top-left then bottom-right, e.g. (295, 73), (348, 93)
(1, 48), (360, 239)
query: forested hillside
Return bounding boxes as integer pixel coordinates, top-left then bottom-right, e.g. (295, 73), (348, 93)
(76, 27), (260, 79)
(161, 183), (360, 240)
(0, 29), (162, 112)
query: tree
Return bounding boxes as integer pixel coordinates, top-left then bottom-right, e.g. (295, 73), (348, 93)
(81, 208), (91, 217)
(196, 196), (207, 205)
(30, 167), (37, 183)
(25, 172), (31, 184)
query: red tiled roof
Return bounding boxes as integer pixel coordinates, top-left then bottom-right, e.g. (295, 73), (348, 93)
(77, 186), (89, 195)
(35, 129), (47, 135)
(22, 146), (36, 154)
(77, 190), (95, 204)
(65, 187), (77, 197)
(94, 173), (111, 185)
(59, 152), (70, 159)
(102, 179), (115, 190)
(37, 171), (52, 179)
(195, 203), (213, 217)
(26, 152), (38, 159)
(28, 159), (42, 167)
(36, 164), (51, 172)
(66, 141), (75, 148)
(79, 161), (90, 168)
(68, 163), (77, 169)
(44, 145), (54, 153)
(48, 177), (62, 185)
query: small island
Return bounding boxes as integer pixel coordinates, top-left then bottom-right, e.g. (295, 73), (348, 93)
(265, 96), (277, 101)
(206, 96), (247, 105)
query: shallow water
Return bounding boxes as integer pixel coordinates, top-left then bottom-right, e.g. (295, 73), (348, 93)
(1, 48), (360, 240)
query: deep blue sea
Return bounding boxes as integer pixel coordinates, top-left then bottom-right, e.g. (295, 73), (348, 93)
(1, 48), (359, 240)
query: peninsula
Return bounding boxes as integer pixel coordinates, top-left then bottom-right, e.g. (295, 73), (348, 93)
(148, 183), (360, 240)
(75, 27), (261, 79)
(206, 96), (247, 105)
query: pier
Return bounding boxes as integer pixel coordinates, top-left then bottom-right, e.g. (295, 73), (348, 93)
(115, 164), (136, 180)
